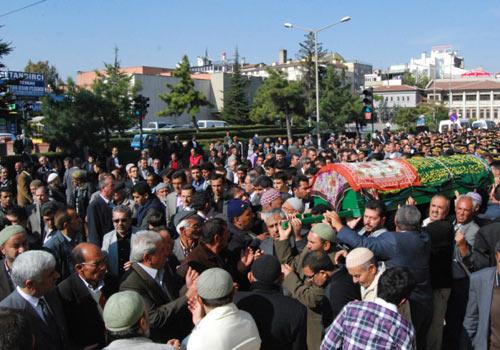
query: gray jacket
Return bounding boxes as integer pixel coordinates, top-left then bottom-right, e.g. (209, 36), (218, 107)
(101, 227), (140, 279)
(463, 267), (498, 350)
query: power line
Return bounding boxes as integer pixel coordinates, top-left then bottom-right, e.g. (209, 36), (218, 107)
(0, 0), (48, 19)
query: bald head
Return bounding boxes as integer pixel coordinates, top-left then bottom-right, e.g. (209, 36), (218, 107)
(72, 243), (107, 286)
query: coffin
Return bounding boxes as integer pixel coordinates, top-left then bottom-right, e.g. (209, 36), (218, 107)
(312, 155), (493, 217)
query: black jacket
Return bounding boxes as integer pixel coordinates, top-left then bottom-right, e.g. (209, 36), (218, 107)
(0, 259), (14, 301)
(234, 281), (307, 350)
(86, 195), (113, 246)
(119, 262), (190, 342)
(57, 273), (115, 349)
(472, 220), (500, 270)
(136, 195), (165, 229)
(425, 220), (454, 289)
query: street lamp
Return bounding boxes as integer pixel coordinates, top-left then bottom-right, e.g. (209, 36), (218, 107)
(284, 16), (351, 149)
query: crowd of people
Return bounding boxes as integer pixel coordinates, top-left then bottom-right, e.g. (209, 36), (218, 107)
(0, 127), (499, 349)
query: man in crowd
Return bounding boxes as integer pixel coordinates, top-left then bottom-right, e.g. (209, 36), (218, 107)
(321, 267), (416, 350)
(173, 210), (201, 262)
(57, 243), (115, 349)
(132, 182), (164, 229)
(43, 209), (81, 281)
(103, 290), (179, 349)
(235, 255), (307, 350)
(0, 225), (28, 301)
(0, 250), (68, 349)
(328, 205), (432, 349)
(102, 205), (139, 282)
(87, 174), (115, 246)
(463, 240), (500, 349)
(186, 267), (261, 350)
(120, 230), (195, 342)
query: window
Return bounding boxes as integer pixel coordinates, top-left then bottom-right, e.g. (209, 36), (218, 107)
(486, 110), (490, 118)
(466, 95), (476, 101)
(407, 96), (410, 101)
(480, 94), (490, 101)
(453, 94), (462, 101)
(494, 111), (498, 119)
(494, 94), (500, 101)
(480, 110), (485, 118)
(397, 96), (400, 101)
(390, 97), (393, 101)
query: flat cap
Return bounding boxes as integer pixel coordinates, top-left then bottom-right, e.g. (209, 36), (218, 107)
(0, 225), (26, 246)
(103, 291), (145, 332)
(197, 268), (233, 300)
(173, 210), (198, 228)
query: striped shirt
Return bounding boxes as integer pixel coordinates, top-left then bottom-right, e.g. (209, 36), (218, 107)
(321, 299), (415, 350)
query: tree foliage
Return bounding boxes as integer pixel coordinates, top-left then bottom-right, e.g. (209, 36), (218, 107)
(158, 55), (210, 129)
(41, 49), (137, 153)
(92, 54), (138, 147)
(221, 47), (250, 124)
(24, 60), (62, 90)
(0, 38), (14, 113)
(297, 32), (327, 118)
(41, 81), (106, 154)
(319, 67), (358, 131)
(250, 69), (305, 141)
(402, 70), (431, 89)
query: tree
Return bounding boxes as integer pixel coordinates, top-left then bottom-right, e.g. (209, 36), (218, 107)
(250, 69), (305, 142)
(24, 60), (62, 90)
(92, 48), (138, 148)
(0, 38), (14, 113)
(158, 55), (210, 130)
(402, 70), (431, 89)
(319, 67), (355, 132)
(394, 106), (420, 131)
(297, 32), (327, 120)
(41, 80), (106, 155)
(221, 47), (250, 124)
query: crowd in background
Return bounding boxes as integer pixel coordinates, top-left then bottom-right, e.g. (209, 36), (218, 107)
(0, 127), (499, 349)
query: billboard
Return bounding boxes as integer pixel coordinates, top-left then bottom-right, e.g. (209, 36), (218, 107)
(0, 71), (46, 97)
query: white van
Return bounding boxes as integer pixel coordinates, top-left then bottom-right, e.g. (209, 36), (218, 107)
(472, 119), (496, 130)
(438, 118), (472, 133)
(439, 120), (461, 133)
(196, 120), (229, 128)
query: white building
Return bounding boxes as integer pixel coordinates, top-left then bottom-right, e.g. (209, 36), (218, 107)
(241, 50), (371, 92)
(373, 85), (424, 120)
(427, 77), (500, 120)
(408, 45), (465, 79)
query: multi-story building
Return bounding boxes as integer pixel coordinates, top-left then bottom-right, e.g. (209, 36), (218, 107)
(241, 49), (371, 92)
(76, 66), (263, 125)
(427, 76), (500, 121)
(373, 84), (425, 120)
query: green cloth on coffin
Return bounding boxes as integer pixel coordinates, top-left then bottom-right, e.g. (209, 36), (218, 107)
(313, 155), (493, 217)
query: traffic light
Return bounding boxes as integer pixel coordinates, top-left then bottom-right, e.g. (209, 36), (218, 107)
(132, 95), (150, 119)
(362, 87), (374, 120)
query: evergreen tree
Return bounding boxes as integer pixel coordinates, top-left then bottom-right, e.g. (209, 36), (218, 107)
(297, 32), (327, 120)
(319, 67), (355, 131)
(92, 48), (138, 148)
(221, 47), (250, 124)
(250, 69), (305, 142)
(0, 38), (14, 114)
(41, 79), (106, 154)
(158, 55), (210, 130)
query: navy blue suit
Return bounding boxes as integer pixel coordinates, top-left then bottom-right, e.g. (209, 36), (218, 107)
(337, 226), (433, 349)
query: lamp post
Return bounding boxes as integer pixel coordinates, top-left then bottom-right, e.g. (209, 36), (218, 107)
(284, 16), (351, 149)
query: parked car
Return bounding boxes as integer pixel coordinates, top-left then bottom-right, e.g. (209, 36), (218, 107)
(130, 134), (158, 150)
(142, 122), (173, 131)
(472, 119), (496, 130)
(180, 120), (229, 129)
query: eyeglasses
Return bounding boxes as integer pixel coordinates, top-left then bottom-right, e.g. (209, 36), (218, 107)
(304, 272), (317, 282)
